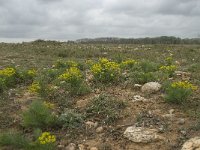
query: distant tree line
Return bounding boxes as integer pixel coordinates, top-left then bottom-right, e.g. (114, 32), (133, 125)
(76, 36), (200, 44)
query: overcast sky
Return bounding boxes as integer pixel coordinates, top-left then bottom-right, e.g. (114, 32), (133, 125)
(0, 0), (200, 42)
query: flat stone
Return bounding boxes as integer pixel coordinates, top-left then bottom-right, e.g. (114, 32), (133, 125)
(96, 126), (104, 133)
(141, 82), (161, 94)
(124, 126), (164, 143)
(182, 137), (200, 150)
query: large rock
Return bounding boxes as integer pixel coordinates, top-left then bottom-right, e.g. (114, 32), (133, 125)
(182, 137), (200, 150)
(124, 126), (164, 143)
(141, 82), (161, 94)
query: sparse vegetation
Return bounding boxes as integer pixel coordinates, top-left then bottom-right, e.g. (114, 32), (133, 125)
(86, 94), (126, 124)
(0, 42), (199, 149)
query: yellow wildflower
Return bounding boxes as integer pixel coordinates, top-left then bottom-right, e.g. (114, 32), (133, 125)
(38, 132), (56, 145)
(28, 81), (41, 93)
(159, 65), (176, 72)
(58, 67), (82, 81)
(171, 81), (198, 90)
(27, 69), (36, 76)
(0, 67), (16, 77)
(43, 101), (55, 109)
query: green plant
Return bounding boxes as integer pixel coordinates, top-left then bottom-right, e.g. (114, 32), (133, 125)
(22, 100), (58, 129)
(58, 109), (84, 129)
(120, 59), (138, 70)
(0, 78), (6, 93)
(91, 58), (120, 83)
(58, 67), (90, 96)
(129, 71), (157, 84)
(0, 132), (30, 149)
(164, 81), (198, 104)
(159, 65), (176, 77)
(139, 61), (159, 73)
(86, 94), (126, 124)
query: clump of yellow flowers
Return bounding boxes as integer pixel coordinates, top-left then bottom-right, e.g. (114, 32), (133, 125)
(171, 81), (198, 90)
(0, 67), (16, 77)
(58, 67), (82, 82)
(91, 58), (120, 82)
(120, 59), (138, 68)
(54, 60), (78, 68)
(43, 101), (55, 109)
(159, 65), (176, 76)
(165, 81), (198, 104)
(28, 81), (41, 93)
(38, 132), (56, 145)
(27, 69), (37, 77)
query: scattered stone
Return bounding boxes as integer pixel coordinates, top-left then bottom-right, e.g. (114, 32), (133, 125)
(178, 118), (185, 125)
(134, 84), (142, 89)
(181, 137), (200, 150)
(180, 130), (187, 136)
(85, 121), (98, 128)
(169, 109), (175, 114)
(175, 71), (191, 80)
(76, 99), (89, 108)
(124, 126), (164, 143)
(162, 114), (174, 120)
(95, 89), (101, 94)
(78, 144), (86, 150)
(133, 95), (148, 102)
(58, 145), (65, 149)
(141, 82), (161, 94)
(65, 143), (76, 150)
(90, 147), (98, 150)
(96, 126), (104, 133)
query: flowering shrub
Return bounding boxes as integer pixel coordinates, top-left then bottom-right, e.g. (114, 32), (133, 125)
(91, 58), (120, 83)
(0, 78), (5, 93)
(120, 59), (138, 69)
(22, 100), (58, 128)
(165, 81), (198, 104)
(58, 67), (82, 86)
(58, 67), (89, 95)
(54, 60), (78, 69)
(43, 101), (55, 109)
(165, 57), (173, 65)
(28, 81), (41, 93)
(0, 67), (16, 77)
(38, 132), (56, 145)
(159, 65), (176, 76)
(0, 67), (18, 92)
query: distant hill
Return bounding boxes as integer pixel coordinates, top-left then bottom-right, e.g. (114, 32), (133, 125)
(76, 36), (200, 44)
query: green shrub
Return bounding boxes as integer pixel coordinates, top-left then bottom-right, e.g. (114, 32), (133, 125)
(159, 65), (176, 77)
(91, 58), (121, 83)
(139, 61), (159, 73)
(58, 109), (84, 129)
(0, 78), (6, 93)
(164, 81), (197, 104)
(86, 94), (126, 124)
(120, 59), (138, 69)
(22, 100), (58, 129)
(129, 71), (157, 84)
(0, 132), (30, 149)
(18, 69), (37, 84)
(0, 131), (56, 150)
(58, 67), (90, 96)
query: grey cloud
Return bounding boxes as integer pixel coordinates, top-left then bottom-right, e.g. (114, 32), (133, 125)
(0, 0), (200, 42)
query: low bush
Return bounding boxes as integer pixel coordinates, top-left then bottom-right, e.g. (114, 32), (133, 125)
(0, 132), (30, 149)
(22, 100), (58, 129)
(164, 81), (197, 104)
(91, 58), (121, 83)
(0, 131), (56, 150)
(58, 109), (84, 129)
(86, 94), (126, 124)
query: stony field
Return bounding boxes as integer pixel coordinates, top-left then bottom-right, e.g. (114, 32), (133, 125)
(0, 41), (200, 150)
